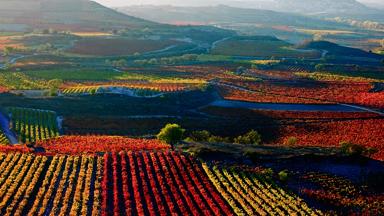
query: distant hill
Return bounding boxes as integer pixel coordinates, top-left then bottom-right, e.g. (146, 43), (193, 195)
(298, 41), (382, 59)
(272, 0), (374, 15)
(117, 5), (346, 29)
(234, 0), (384, 22)
(0, 0), (157, 31)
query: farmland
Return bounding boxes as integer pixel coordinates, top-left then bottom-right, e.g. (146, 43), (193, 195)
(68, 38), (182, 56)
(8, 107), (59, 143)
(0, 132), (8, 145)
(211, 36), (321, 58)
(0, 153), (102, 215)
(37, 136), (170, 154)
(0, 0), (383, 215)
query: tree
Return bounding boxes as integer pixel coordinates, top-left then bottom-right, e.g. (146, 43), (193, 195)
(278, 170), (289, 182)
(234, 130), (262, 145)
(3, 46), (14, 56)
(157, 124), (185, 149)
(47, 79), (63, 96)
(285, 137), (297, 146)
(112, 59), (127, 67)
(315, 64), (326, 71)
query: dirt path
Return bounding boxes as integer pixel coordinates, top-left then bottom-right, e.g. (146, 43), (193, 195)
(0, 111), (18, 144)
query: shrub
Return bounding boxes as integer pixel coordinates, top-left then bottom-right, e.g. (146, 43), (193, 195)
(285, 137), (297, 146)
(340, 141), (365, 157)
(278, 170), (289, 182)
(207, 135), (231, 144)
(234, 130), (262, 145)
(187, 130), (211, 142)
(157, 124), (185, 149)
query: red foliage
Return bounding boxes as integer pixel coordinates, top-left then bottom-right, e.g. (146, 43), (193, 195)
(253, 110), (379, 119)
(239, 81), (384, 109)
(0, 145), (33, 153)
(37, 136), (170, 154)
(218, 86), (322, 104)
(0, 86), (8, 93)
(271, 119), (384, 160)
(101, 151), (233, 215)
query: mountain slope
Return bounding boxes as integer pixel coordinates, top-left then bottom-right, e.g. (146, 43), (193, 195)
(0, 0), (156, 31)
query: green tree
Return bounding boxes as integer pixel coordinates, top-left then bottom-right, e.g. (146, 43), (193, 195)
(315, 64), (326, 71)
(3, 46), (14, 56)
(278, 170), (289, 182)
(47, 79), (63, 96)
(157, 124), (185, 149)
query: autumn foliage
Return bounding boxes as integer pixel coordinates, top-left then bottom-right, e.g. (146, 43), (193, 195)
(37, 135), (170, 154)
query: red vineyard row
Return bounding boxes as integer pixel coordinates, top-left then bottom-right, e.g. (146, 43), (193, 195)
(271, 119), (384, 160)
(102, 151), (233, 216)
(37, 136), (170, 154)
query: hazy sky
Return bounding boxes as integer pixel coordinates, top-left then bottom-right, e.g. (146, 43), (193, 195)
(93, 0), (383, 7)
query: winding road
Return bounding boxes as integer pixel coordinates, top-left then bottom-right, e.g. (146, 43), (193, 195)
(0, 54), (27, 69)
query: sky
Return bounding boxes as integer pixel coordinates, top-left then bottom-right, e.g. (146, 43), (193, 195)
(93, 0), (383, 7)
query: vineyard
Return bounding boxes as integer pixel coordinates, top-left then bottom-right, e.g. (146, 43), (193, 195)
(0, 132), (8, 145)
(68, 38), (180, 56)
(8, 107), (60, 143)
(0, 153), (102, 215)
(203, 164), (322, 216)
(272, 118), (384, 160)
(229, 81), (384, 109)
(102, 151), (234, 215)
(38, 136), (170, 154)
(0, 72), (47, 90)
(61, 83), (198, 97)
(301, 172), (384, 215)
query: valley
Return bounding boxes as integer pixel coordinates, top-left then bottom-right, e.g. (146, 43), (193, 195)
(0, 0), (383, 215)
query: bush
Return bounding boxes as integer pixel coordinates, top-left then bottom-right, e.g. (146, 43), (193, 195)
(157, 124), (185, 149)
(207, 135), (231, 144)
(340, 141), (365, 157)
(278, 170), (289, 182)
(234, 130), (262, 145)
(285, 137), (297, 146)
(187, 130), (211, 142)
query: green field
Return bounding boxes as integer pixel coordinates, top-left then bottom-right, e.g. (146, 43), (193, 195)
(212, 36), (321, 58)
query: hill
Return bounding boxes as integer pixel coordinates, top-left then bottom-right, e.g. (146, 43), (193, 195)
(299, 40), (382, 59)
(117, 5), (345, 29)
(0, 0), (157, 31)
(272, 0), (374, 15)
